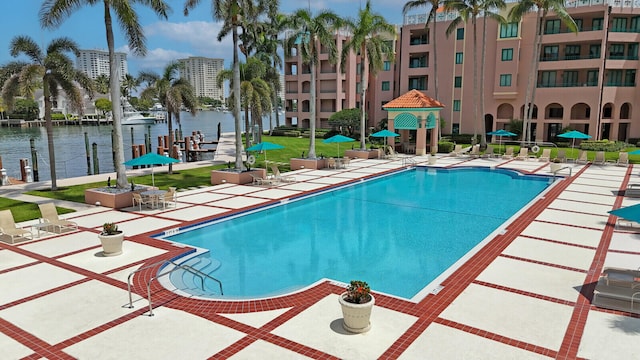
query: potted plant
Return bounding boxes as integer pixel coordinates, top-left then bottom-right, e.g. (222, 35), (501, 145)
(550, 158), (563, 172)
(338, 280), (375, 333)
(97, 222), (124, 256)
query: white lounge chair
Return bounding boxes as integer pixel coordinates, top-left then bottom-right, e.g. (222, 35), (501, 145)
(271, 165), (296, 183)
(538, 148), (551, 162)
(502, 147), (514, 159)
(617, 152), (629, 167)
(481, 146), (495, 158)
(449, 144), (463, 157)
(38, 202), (78, 233)
(0, 210), (32, 243)
(468, 144), (480, 158)
(515, 147), (529, 160)
(576, 150), (589, 164)
(594, 151), (606, 165)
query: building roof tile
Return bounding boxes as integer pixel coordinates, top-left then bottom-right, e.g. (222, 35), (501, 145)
(383, 90), (445, 109)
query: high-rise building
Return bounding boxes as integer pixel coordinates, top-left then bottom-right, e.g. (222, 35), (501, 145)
(76, 49), (128, 80)
(178, 57), (225, 101)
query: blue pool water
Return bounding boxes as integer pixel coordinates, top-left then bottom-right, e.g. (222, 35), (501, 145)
(164, 167), (550, 300)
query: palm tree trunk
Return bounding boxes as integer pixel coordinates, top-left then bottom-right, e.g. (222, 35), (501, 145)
(232, 25), (243, 170)
(244, 104), (251, 148)
(431, 9), (440, 140)
(479, 11), (488, 148)
(527, 10), (548, 143)
(308, 60), (317, 158)
(472, 16), (479, 145)
(104, 4), (127, 188)
(523, 8), (543, 143)
(167, 111), (173, 174)
(43, 84), (57, 190)
(360, 47), (368, 150)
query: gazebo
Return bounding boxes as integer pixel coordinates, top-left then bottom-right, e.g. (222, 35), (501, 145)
(382, 90), (445, 155)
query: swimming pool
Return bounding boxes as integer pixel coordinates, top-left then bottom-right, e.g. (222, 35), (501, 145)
(163, 167), (550, 300)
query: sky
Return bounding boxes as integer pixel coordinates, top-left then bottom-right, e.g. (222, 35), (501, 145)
(0, 0), (422, 76)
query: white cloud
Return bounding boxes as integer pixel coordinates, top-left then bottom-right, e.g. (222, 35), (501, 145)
(132, 48), (194, 73)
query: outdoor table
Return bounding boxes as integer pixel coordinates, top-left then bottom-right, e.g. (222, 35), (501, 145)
(141, 190), (167, 209)
(31, 222), (51, 238)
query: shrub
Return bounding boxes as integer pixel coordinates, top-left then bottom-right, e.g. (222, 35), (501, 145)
(437, 141), (454, 153)
(579, 140), (627, 152)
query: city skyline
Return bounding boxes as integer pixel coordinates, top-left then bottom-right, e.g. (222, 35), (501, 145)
(0, 0), (415, 75)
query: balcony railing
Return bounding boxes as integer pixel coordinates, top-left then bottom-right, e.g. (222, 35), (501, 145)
(537, 82), (598, 87)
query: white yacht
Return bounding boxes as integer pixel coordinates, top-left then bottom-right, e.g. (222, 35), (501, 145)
(121, 101), (156, 125)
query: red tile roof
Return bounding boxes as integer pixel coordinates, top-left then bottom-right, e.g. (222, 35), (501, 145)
(382, 90), (445, 109)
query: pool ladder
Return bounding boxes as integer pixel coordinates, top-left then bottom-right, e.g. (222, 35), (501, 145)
(552, 166), (572, 182)
(126, 259), (223, 316)
(402, 157), (417, 167)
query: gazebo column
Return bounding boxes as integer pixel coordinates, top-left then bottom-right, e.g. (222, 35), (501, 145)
(430, 125), (438, 154)
(416, 118), (427, 156)
(389, 118), (396, 148)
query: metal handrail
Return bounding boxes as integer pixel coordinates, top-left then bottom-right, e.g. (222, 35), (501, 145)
(126, 259), (223, 315)
(552, 166), (572, 181)
(402, 157), (417, 167)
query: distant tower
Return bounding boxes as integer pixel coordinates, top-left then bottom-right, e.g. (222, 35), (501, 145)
(76, 49), (128, 81)
(178, 56), (225, 101)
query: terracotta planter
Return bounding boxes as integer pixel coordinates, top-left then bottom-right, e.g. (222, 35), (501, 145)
(338, 292), (375, 333)
(345, 149), (381, 159)
(210, 168), (266, 185)
(98, 232), (124, 256)
(290, 158), (327, 170)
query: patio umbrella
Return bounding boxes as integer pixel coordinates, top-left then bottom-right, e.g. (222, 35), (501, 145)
(123, 152), (179, 187)
(323, 134), (355, 157)
(558, 130), (592, 158)
(246, 141), (285, 167)
(487, 129), (516, 154)
(370, 129), (400, 148)
(609, 204), (640, 223)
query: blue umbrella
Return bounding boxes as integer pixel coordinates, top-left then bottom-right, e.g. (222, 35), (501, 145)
(246, 141), (285, 167)
(558, 130), (592, 158)
(487, 129), (516, 154)
(323, 134), (355, 157)
(123, 152), (179, 187)
(609, 204), (640, 223)
(370, 129), (399, 149)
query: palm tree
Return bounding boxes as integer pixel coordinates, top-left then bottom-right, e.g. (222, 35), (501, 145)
(217, 58), (272, 147)
(444, 0), (504, 147)
(1, 36), (93, 190)
(121, 73), (139, 101)
(284, 8), (342, 158)
(509, 0), (577, 142)
(403, 0), (442, 138)
(140, 62), (198, 174)
(342, 0), (396, 150)
(94, 74), (110, 95)
(184, 0), (272, 170)
(40, 0), (171, 189)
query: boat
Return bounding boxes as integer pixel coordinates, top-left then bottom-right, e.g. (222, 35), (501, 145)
(121, 101), (156, 125)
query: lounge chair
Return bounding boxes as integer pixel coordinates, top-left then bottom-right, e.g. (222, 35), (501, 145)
(449, 144), (463, 157)
(132, 193), (155, 210)
(481, 146), (495, 158)
(617, 152), (629, 167)
(249, 173), (279, 186)
(617, 218), (640, 229)
(625, 183), (640, 197)
(468, 144), (480, 158)
(576, 150), (589, 164)
(270, 165), (296, 183)
(327, 157), (338, 169)
(515, 147), (529, 161)
(593, 151), (606, 165)
(538, 148), (551, 162)
(502, 147), (515, 159)
(556, 149), (568, 163)
(0, 209), (32, 243)
(592, 267), (640, 314)
(386, 145), (399, 159)
(342, 156), (351, 168)
(38, 202), (78, 233)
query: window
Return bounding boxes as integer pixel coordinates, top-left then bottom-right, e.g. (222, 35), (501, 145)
(548, 107), (563, 118)
(609, 44), (625, 59)
(607, 70), (622, 86)
(542, 45), (559, 61)
(565, 45), (581, 60)
(500, 23), (518, 38)
(454, 76), (462, 88)
(612, 17), (628, 32)
(592, 18), (604, 31)
(381, 81), (390, 91)
(589, 44), (601, 59)
(383, 61), (391, 71)
(632, 16), (640, 32)
(545, 19), (560, 34)
(540, 71), (556, 87)
(455, 52), (463, 64)
(452, 123), (460, 134)
(501, 48), (513, 61)
(410, 34), (428, 45)
(409, 55), (427, 68)
(563, 71), (578, 87)
(574, 18), (583, 31)
(456, 28), (464, 40)
(499, 74), (512, 87)
(453, 100), (461, 112)
(587, 70), (599, 86)
(625, 69), (636, 86)
(408, 76), (427, 91)
(628, 43), (639, 59)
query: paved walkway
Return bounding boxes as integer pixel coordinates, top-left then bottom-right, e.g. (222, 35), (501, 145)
(2, 152), (640, 359)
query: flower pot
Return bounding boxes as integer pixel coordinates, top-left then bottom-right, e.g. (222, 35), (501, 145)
(338, 292), (375, 333)
(428, 154), (437, 165)
(98, 232), (124, 256)
(550, 163), (562, 173)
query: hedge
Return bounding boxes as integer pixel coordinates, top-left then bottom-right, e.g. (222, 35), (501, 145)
(579, 140), (627, 152)
(437, 141), (454, 153)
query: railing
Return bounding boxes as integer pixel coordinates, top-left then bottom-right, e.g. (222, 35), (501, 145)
(552, 166), (572, 181)
(402, 157), (417, 167)
(126, 259), (223, 316)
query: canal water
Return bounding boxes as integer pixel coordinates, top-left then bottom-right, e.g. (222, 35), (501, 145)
(0, 111), (277, 182)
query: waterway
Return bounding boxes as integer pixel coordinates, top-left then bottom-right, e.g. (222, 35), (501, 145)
(0, 111), (278, 182)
